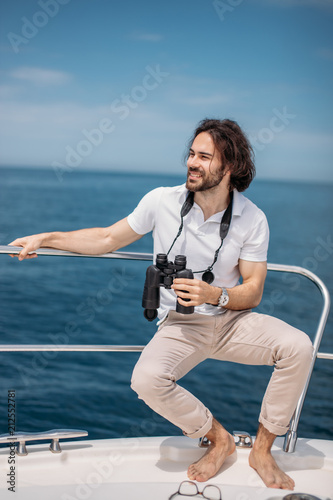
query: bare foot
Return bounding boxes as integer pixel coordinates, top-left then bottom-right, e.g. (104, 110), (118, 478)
(249, 424), (295, 490)
(249, 448), (295, 489)
(187, 418), (236, 482)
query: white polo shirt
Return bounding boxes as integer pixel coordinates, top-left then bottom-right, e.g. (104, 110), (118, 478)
(127, 184), (269, 321)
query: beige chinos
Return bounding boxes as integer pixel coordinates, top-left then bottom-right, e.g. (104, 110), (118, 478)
(131, 309), (313, 438)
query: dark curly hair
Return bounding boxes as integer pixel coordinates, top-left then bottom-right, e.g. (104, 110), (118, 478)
(185, 118), (255, 192)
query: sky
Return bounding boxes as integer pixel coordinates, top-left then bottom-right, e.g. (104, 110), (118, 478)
(0, 0), (332, 183)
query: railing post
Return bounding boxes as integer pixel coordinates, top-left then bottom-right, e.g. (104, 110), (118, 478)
(267, 265), (331, 453)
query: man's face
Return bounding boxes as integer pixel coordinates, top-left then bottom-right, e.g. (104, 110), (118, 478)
(186, 132), (226, 192)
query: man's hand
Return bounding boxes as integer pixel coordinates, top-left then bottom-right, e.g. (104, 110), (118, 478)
(172, 278), (221, 307)
(9, 234), (46, 260)
(172, 261), (267, 310)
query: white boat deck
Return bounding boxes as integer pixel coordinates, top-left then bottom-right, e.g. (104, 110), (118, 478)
(1, 435), (332, 499)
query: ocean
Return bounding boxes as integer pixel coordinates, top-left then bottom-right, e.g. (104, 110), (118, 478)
(0, 167), (332, 443)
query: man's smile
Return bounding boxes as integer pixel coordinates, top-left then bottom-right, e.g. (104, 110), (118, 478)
(188, 170), (203, 180)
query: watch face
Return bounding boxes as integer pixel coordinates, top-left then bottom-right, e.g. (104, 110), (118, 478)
(219, 288), (229, 307)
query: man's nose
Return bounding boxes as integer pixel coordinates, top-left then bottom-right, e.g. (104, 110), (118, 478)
(188, 155), (199, 168)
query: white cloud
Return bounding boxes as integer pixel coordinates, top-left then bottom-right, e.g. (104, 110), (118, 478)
(9, 67), (72, 86)
(0, 84), (24, 99)
(0, 96), (332, 182)
(165, 74), (251, 110)
(0, 99), (187, 171)
(0, 100), (108, 134)
(273, 129), (333, 148)
(253, 129), (333, 182)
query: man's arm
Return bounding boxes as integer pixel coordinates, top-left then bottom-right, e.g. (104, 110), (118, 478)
(172, 259), (267, 310)
(220, 259), (267, 310)
(9, 217), (142, 261)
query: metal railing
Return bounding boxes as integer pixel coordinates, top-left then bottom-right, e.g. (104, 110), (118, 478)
(0, 245), (331, 453)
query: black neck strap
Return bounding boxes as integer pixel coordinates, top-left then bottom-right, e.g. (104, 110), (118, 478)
(166, 191), (233, 278)
(166, 191), (194, 258)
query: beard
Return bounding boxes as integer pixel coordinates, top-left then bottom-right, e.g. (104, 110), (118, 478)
(186, 167), (225, 192)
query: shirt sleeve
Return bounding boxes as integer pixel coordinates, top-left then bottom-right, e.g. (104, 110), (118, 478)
(127, 187), (164, 235)
(239, 210), (269, 262)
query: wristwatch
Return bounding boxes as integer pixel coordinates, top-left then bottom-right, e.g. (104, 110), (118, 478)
(218, 287), (229, 307)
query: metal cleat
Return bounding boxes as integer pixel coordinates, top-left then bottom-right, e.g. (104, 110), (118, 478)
(233, 430), (253, 448)
(0, 429), (88, 456)
(198, 436), (210, 447)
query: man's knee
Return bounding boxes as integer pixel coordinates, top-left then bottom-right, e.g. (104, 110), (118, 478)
(298, 333), (314, 369)
(293, 331), (313, 360)
(278, 330), (313, 367)
(131, 361), (174, 400)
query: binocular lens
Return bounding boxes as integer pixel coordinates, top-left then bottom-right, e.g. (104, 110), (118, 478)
(156, 253), (168, 267)
(175, 255), (186, 267)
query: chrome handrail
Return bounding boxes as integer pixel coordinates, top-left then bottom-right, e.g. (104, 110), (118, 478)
(0, 345), (145, 352)
(0, 245), (153, 261)
(0, 245), (331, 453)
(316, 352), (333, 360)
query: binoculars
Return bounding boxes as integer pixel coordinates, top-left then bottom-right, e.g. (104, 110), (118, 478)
(142, 253), (194, 321)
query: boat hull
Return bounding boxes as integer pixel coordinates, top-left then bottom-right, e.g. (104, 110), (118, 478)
(1, 435), (332, 499)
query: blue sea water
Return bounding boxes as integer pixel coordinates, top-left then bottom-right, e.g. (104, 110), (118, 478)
(0, 167), (332, 443)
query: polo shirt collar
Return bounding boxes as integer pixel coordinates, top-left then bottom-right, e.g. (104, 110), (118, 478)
(191, 188), (245, 223)
(232, 189), (245, 216)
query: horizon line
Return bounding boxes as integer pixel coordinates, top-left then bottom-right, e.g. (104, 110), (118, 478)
(0, 164), (332, 187)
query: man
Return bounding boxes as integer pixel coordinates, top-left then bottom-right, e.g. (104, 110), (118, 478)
(10, 118), (313, 490)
